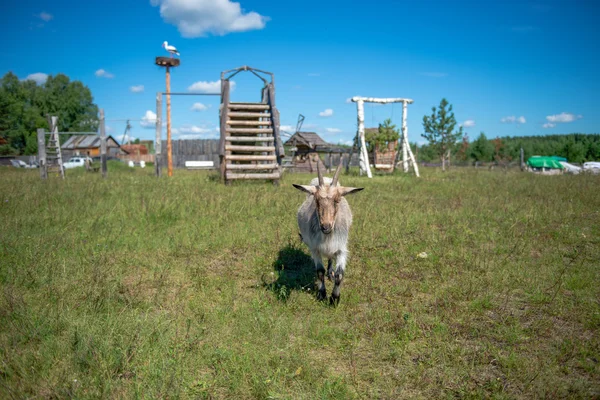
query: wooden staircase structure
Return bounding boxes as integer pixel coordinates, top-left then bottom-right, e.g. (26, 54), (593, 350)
(219, 66), (285, 184)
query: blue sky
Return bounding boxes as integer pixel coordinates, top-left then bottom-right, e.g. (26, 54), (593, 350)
(1, 0), (599, 145)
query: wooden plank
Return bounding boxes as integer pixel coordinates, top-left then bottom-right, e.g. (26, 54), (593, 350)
(225, 163), (278, 170)
(226, 120), (272, 126)
(225, 136), (274, 142)
(37, 128), (47, 179)
(226, 172), (281, 180)
(155, 92), (162, 177)
(226, 145), (275, 152)
(226, 128), (273, 134)
(228, 103), (270, 110)
(229, 112), (271, 118)
(100, 109), (107, 178)
(227, 155), (277, 161)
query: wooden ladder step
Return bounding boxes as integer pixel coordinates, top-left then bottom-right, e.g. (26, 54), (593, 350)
(227, 120), (272, 126)
(226, 145), (275, 152)
(226, 163), (279, 170)
(227, 155), (277, 161)
(226, 128), (273, 134)
(228, 103), (270, 110)
(228, 112), (271, 118)
(226, 172), (281, 180)
(225, 136), (274, 142)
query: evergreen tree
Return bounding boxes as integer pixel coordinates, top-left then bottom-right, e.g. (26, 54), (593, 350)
(470, 132), (494, 162)
(421, 98), (463, 171)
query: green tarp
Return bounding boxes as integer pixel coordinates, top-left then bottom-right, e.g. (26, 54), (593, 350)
(527, 156), (564, 169)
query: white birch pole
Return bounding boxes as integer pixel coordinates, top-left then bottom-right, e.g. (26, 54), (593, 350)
(352, 96), (418, 178)
(402, 101), (409, 173)
(355, 99), (372, 178)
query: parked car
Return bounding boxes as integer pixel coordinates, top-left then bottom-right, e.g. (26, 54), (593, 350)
(10, 159), (37, 168)
(63, 156), (93, 169)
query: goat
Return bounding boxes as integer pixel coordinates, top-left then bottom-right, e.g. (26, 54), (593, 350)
(292, 161), (363, 304)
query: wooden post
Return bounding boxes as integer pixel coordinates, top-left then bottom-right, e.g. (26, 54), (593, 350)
(166, 67), (173, 177)
(100, 109), (107, 178)
(520, 148), (525, 171)
(155, 92), (162, 177)
(37, 128), (47, 179)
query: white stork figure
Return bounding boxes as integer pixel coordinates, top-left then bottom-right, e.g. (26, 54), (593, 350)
(162, 41), (180, 58)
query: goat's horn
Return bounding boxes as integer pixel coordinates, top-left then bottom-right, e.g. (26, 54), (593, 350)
(316, 157), (324, 186)
(331, 158), (343, 186)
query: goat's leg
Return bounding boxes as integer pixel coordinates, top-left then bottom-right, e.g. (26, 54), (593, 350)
(327, 259), (334, 281)
(330, 251), (347, 305)
(312, 251), (326, 300)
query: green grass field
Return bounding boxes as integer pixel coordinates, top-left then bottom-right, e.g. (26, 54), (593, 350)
(1, 165), (599, 399)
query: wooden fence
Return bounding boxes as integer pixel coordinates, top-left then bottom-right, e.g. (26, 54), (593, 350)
(159, 139), (220, 169)
(117, 154), (155, 163)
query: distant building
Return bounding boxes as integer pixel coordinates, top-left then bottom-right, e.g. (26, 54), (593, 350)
(61, 135), (125, 158)
(121, 144), (149, 155)
(284, 131), (348, 173)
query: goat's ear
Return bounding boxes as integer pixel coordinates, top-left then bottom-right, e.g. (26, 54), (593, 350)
(292, 184), (317, 195)
(338, 187), (364, 196)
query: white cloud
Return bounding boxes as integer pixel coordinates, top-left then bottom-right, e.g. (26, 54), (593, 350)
(95, 69), (114, 79)
(325, 128), (342, 134)
(337, 140), (354, 146)
(319, 108), (334, 117)
(420, 72), (448, 78)
(546, 112), (582, 123)
(130, 85), (144, 93)
(279, 125), (294, 132)
(23, 73), (48, 84)
(176, 125), (218, 139)
(501, 115), (526, 124)
(178, 125), (213, 134)
(38, 12), (53, 22)
(188, 80), (235, 93)
(543, 123), (556, 129)
(461, 120), (476, 128)
(140, 110), (157, 129)
(191, 102), (209, 111)
(151, 0), (269, 38)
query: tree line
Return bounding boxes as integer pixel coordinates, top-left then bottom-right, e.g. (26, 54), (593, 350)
(414, 98), (599, 166)
(0, 72), (98, 155)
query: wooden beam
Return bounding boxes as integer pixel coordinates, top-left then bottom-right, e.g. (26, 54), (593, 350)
(226, 145), (275, 152)
(226, 128), (273, 134)
(225, 163), (278, 170)
(166, 67), (173, 177)
(226, 172), (281, 180)
(228, 112), (271, 118)
(225, 136), (274, 142)
(100, 109), (107, 178)
(227, 155), (276, 161)
(226, 120), (272, 126)
(155, 92), (162, 177)
(37, 128), (47, 180)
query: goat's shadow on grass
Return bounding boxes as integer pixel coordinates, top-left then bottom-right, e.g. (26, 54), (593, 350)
(263, 244), (315, 301)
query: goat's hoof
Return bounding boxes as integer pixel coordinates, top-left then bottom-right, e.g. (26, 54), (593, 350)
(329, 295), (340, 306)
(317, 289), (327, 301)
(327, 270), (334, 281)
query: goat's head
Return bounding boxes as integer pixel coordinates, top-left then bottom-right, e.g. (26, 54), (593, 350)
(293, 161), (363, 234)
